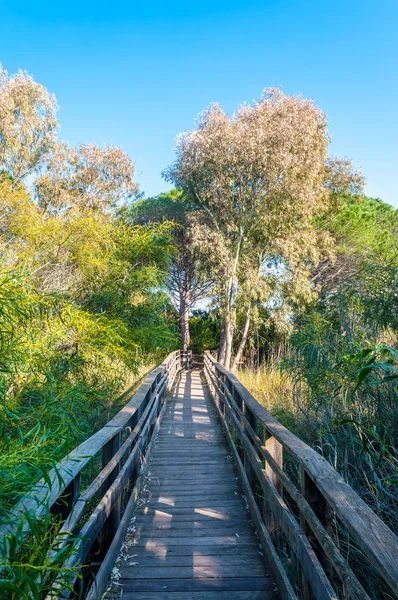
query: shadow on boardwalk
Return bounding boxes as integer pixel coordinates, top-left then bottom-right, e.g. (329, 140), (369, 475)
(114, 367), (278, 599)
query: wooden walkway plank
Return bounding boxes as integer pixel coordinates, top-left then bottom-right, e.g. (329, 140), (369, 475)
(121, 592), (275, 600)
(115, 368), (278, 599)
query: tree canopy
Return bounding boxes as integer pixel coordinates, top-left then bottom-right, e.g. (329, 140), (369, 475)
(165, 88), (364, 368)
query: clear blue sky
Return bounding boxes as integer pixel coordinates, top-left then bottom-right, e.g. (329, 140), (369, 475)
(0, 0), (397, 205)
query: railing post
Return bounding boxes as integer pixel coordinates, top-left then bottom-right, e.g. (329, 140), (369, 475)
(300, 466), (332, 598)
(51, 474), (81, 521)
(262, 431), (283, 534)
(232, 386), (243, 411)
(211, 362), (216, 397)
(264, 433), (283, 494)
(243, 403), (257, 488)
(99, 431), (122, 557)
(213, 368), (222, 410)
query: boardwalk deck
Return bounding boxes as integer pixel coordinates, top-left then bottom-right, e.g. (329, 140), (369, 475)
(116, 368), (278, 599)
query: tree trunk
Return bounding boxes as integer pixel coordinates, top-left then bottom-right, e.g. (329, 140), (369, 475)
(224, 313), (234, 371)
(218, 277), (235, 369)
(179, 293), (191, 352)
(181, 308), (190, 351)
(219, 317), (234, 370)
(231, 304), (251, 372)
(218, 321), (227, 365)
(218, 231), (244, 370)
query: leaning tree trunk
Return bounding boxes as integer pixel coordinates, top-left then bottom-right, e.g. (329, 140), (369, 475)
(224, 316), (234, 371)
(231, 304), (251, 372)
(218, 321), (227, 365)
(218, 282), (235, 369)
(218, 316), (233, 370)
(224, 272), (239, 370)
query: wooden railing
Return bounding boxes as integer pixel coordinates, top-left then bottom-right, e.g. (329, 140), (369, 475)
(204, 352), (398, 600)
(0, 350), (190, 598)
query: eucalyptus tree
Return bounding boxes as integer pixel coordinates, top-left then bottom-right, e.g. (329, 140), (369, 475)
(0, 64), (58, 182)
(165, 88), (363, 369)
(35, 141), (139, 214)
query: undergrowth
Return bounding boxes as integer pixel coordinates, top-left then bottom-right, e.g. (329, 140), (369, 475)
(238, 349), (398, 599)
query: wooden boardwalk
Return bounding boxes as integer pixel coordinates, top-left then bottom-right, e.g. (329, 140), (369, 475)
(6, 351), (397, 599)
(117, 368), (278, 599)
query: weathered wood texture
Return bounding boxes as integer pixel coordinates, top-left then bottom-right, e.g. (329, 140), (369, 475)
(204, 352), (398, 600)
(115, 368), (278, 600)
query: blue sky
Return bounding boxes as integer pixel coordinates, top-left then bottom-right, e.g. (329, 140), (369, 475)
(0, 0), (397, 205)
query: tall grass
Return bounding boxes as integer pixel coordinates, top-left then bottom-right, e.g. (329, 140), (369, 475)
(238, 359), (398, 535)
(0, 271), (168, 598)
(238, 358), (398, 598)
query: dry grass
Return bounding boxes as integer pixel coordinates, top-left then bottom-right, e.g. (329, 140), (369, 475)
(237, 365), (316, 444)
(237, 363), (398, 598)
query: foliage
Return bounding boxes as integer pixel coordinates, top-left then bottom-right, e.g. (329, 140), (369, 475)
(128, 189), (211, 350)
(35, 141), (140, 213)
(330, 195), (398, 261)
(0, 509), (81, 599)
(346, 345), (398, 390)
(0, 64), (58, 182)
(165, 87), (363, 368)
(189, 310), (219, 354)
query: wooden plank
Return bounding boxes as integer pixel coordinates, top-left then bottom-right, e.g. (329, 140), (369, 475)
(146, 482), (239, 489)
(133, 526), (254, 538)
(136, 519), (252, 530)
(151, 452), (230, 458)
(120, 543), (262, 557)
(135, 525), (253, 535)
(147, 477), (238, 484)
(120, 577), (274, 592)
(121, 555), (265, 568)
(131, 535), (258, 546)
(154, 446), (227, 450)
(147, 476), (238, 484)
(159, 423), (220, 427)
(120, 577), (275, 592)
(139, 500), (250, 511)
(120, 564), (266, 578)
(121, 591), (275, 600)
(137, 509), (250, 522)
(148, 473), (237, 480)
(148, 466), (237, 473)
(146, 484), (241, 494)
(143, 496), (248, 507)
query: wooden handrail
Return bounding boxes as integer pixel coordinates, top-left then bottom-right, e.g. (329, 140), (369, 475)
(0, 349), (189, 597)
(204, 352), (398, 600)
